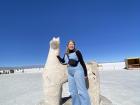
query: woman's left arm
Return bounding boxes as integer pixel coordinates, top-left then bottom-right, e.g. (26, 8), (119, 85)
(76, 50), (88, 77)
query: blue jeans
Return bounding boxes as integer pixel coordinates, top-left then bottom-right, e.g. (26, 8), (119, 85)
(67, 66), (91, 105)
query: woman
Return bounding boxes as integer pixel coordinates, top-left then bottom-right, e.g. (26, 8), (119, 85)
(57, 40), (91, 105)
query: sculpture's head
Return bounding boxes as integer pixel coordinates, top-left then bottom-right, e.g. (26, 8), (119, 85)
(50, 37), (60, 50)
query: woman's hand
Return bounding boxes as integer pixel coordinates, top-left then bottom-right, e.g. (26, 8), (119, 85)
(84, 76), (88, 79)
(55, 49), (60, 56)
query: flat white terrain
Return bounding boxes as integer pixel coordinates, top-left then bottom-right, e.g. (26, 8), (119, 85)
(0, 73), (44, 105)
(0, 69), (140, 105)
(99, 69), (140, 105)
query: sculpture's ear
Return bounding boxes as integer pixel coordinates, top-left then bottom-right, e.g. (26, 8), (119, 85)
(56, 37), (60, 41)
(52, 37), (56, 41)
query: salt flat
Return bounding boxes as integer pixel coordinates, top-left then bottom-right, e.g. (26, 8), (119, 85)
(0, 69), (140, 105)
(0, 73), (44, 105)
(99, 69), (140, 105)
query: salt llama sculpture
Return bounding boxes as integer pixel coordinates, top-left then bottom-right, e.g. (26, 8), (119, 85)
(42, 37), (68, 105)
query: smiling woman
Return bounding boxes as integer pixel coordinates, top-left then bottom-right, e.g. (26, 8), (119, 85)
(57, 40), (91, 105)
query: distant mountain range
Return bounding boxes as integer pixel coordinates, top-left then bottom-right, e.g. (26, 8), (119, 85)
(0, 65), (44, 70)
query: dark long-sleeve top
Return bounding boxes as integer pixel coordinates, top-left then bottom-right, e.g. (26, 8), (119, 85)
(57, 49), (88, 77)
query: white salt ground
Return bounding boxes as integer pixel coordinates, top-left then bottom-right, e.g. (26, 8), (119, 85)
(99, 69), (140, 105)
(0, 69), (140, 105)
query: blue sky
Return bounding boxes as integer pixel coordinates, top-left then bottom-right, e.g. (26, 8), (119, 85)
(0, 0), (140, 66)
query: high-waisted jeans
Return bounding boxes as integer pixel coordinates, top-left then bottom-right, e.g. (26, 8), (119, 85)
(67, 65), (91, 105)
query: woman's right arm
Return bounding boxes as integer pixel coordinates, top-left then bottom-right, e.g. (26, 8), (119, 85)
(57, 54), (66, 64)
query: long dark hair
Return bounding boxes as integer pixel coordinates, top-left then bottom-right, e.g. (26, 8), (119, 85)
(65, 40), (77, 54)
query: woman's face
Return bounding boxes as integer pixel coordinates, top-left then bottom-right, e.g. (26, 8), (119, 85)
(68, 41), (75, 50)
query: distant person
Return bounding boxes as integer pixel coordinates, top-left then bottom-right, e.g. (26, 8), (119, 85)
(57, 40), (91, 105)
